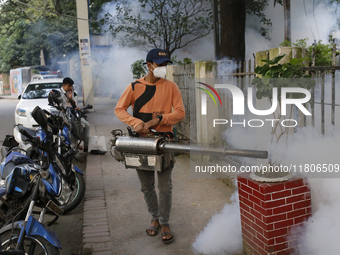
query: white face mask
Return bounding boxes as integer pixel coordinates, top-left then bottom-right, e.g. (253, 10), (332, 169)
(151, 64), (167, 79)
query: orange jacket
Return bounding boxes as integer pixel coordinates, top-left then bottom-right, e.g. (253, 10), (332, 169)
(114, 77), (185, 133)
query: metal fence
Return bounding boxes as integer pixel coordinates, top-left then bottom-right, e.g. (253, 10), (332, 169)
(301, 42), (340, 135)
(172, 64), (196, 140)
(301, 67), (340, 135)
(174, 48), (340, 140)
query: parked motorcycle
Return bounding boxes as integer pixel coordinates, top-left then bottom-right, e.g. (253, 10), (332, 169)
(0, 157), (62, 254)
(47, 89), (92, 152)
(1, 105), (85, 218)
(0, 108), (64, 254)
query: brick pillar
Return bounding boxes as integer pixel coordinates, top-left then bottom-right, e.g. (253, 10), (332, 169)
(237, 173), (311, 255)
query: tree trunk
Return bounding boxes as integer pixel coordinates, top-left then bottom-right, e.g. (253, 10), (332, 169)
(283, 0), (291, 42)
(218, 0), (246, 61)
(212, 0), (220, 59)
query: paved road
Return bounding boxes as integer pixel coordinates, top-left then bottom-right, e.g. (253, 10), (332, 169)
(0, 98), (84, 255)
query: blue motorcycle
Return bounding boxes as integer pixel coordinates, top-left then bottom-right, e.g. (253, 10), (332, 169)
(0, 106), (65, 254)
(7, 107), (86, 215)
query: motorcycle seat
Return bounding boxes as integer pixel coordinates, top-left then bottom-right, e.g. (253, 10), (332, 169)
(1, 152), (34, 180)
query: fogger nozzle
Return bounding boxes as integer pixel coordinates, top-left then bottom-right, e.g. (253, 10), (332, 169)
(114, 136), (268, 159)
(160, 143), (268, 159)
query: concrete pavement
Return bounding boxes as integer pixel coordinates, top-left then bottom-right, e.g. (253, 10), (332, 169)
(82, 97), (241, 255)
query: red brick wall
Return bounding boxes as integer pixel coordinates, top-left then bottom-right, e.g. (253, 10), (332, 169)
(237, 173), (311, 255)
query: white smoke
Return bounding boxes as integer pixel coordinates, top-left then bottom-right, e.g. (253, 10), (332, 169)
(192, 190), (243, 255)
(279, 127), (340, 167)
(175, 35), (215, 62)
(91, 43), (145, 97)
(296, 178), (340, 255)
(222, 124), (340, 255)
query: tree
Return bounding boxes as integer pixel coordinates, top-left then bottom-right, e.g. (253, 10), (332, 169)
(0, 0), (79, 72)
(215, 0), (283, 61)
(103, 0), (213, 58)
(0, 0), (110, 73)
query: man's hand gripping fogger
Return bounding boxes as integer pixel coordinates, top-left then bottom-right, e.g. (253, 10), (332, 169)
(135, 118), (161, 134)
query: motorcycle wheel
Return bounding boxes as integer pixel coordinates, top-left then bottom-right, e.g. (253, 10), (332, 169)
(0, 229), (60, 255)
(60, 172), (85, 214)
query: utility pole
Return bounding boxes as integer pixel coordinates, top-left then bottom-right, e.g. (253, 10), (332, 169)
(76, 0), (95, 109)
(283, 0), (291, 42)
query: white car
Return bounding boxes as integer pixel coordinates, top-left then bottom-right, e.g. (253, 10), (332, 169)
(15, 78), (64, 129)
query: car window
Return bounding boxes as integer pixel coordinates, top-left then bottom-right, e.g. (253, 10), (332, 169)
(22, 83), (62, 99)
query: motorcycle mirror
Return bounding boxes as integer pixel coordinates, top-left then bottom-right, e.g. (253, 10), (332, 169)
(31, 106), (48, 131)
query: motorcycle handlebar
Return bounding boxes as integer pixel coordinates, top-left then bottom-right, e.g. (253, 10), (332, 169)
(19, 128), (35, 141)
(19, 128), (44, 150)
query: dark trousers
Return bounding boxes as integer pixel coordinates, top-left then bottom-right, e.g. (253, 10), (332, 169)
(136, 166), (173, 224)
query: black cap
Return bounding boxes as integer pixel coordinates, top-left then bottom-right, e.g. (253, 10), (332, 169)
(143, 48), (173, 65)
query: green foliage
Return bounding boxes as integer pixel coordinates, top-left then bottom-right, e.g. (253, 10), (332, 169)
(131, 59), (149, 79)
(252, 54), (316, 100)
(308, 40), (333, 66)
(103, 0), (213, 58)
(0, 0), (80, 73)
(279, 39), (308, 48)
(171, 55), (179, 64)
(171, 56), (192, 65)
(293, 38), (308, 48)
(279, 38), (335, 67)
(180, 58), (193, 65)
(280, 41), (291, 47)
(0, 0), (109, 73)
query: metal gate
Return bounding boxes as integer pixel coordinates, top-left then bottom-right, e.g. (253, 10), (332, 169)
(172, 64), (196, 140)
